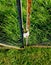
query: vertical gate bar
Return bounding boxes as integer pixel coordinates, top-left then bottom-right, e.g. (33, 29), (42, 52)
(16, 0), (24, 47)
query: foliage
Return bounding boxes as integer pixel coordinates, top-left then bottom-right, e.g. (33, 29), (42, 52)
(0, 47), (51, 65)
(30, 0), (51, 44)
(0, 0), (51, 46)
(0, 0), (20, 45)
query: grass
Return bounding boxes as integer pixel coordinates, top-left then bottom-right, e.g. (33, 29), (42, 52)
(0, 0), (51, 46)
(0, 47), (51, 65)
(0, 0), (51, 65)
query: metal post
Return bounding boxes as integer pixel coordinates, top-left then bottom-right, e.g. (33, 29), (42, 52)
(16, 0), (24, 47)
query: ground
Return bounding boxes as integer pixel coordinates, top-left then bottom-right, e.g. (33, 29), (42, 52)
(0, 47), (51, 65)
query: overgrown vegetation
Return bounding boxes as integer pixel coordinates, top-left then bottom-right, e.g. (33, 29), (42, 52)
(0, 0), (51, 65)
(0, 47), (51, 65)
(0, 0), (51, 46)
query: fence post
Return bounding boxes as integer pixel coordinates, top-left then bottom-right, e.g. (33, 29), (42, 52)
(16, 0), (24, 48)
(26, 0), (32, 45)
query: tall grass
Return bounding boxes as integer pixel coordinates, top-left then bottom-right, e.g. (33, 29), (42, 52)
(0, 0), (51, 46)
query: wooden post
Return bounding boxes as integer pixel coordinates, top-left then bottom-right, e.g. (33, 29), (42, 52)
(26, 0), (32, 46)
(26, 0), (32, 30)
